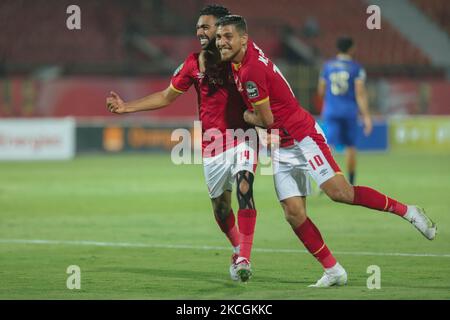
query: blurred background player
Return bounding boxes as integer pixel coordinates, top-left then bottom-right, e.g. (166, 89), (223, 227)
(106, 4), (258, 282)
(318, 36), (372, 185)
(216, 14), (437, 287)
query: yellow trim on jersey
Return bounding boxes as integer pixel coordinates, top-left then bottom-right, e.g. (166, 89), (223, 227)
(313, 244), (326, 256)
(170, 83), (186, 94)
(232, 62), (242, 71)
(252, 96), (270, 106)
(335, 171), (344, 175)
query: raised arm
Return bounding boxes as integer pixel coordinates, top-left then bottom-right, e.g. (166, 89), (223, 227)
(106, 86), (182, 114)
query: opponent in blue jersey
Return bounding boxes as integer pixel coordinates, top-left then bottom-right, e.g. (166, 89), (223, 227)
(318, 36), (372, 185)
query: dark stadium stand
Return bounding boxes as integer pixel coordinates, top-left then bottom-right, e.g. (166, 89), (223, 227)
(0, 1), (448, 119)
(0, 0), (126, 65)
(217, 0), (431, 66)
(411, 0), (450, 35)
(0, 0), (439, 70)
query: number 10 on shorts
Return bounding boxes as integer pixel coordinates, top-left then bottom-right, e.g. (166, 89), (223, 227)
(308, 155), (324, 171)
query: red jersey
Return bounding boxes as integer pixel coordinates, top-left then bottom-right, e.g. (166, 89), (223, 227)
(171, 53), (251, 157)
(231, 41), (316, 147)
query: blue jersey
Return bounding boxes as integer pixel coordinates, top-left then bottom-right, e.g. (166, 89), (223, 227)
(320, 56), (366, 119)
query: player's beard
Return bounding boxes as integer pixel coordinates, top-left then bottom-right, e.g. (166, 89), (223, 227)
(205, 36), (217, 51)
(203, 39), (221, 68)
(200, 35), (214, 50)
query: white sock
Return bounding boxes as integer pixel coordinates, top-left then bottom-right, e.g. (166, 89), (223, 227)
(326, 262), (344, 274)
(403, 205), (415, 222)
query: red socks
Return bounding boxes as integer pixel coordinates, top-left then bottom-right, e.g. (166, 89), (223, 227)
(353, 186), (407, 216)
(215, 209), (257, 260)
(237, 209), (257, 260)
(215, 210), (240, 247)
(294, 218), (337, 269)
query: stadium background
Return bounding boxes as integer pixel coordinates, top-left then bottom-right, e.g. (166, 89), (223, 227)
(0, 0), (449, 299)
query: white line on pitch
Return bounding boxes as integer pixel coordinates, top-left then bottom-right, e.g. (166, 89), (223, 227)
(0, 238), (449, 258)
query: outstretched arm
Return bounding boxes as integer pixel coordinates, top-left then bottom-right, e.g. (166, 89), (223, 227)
(106, 85), (182, 114)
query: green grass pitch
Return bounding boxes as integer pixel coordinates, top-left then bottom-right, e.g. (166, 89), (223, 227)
(1, 151), (449, 299)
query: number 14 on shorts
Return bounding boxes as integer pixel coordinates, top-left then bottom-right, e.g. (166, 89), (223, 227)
(240, 150), (250, 162)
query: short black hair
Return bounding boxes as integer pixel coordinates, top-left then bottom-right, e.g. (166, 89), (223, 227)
(337, 36), (354, 53)
(215, 15), (248, 34)
(199, 4), (230, 19)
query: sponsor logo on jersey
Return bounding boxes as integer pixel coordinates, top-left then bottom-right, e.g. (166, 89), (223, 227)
(245, 81), (259, 98)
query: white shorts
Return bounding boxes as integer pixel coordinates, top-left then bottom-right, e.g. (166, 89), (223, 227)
(203, 141), (258, 199)
(272, 123), (341, 201)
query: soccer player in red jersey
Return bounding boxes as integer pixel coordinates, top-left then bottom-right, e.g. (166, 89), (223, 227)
(106, 6), (257, 282)
(216, 15), (437, 287)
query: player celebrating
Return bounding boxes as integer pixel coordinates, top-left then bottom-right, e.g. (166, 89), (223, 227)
(318, 36), (372, 185)
(215, 15), (437, 287)
(106, 5), (258, 282)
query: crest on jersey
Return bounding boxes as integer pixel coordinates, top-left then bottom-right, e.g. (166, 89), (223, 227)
(173, 63), (184, 76)
(245, 81), (259, 98)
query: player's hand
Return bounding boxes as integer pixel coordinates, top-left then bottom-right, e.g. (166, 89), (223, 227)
(363, 115), (373, 136)
(256, 127), (280, 148)
(255, 126), (269, 146)
(243, 110), (254, 124)
(106, 91), (127, 114)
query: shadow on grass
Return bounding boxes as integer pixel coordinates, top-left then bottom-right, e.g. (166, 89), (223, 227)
(99, 266), (311, 287)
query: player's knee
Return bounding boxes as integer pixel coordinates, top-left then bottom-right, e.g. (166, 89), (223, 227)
(213, 200), (230, 220)
(321, 176), (354, 203)
(236, 171), (255, 209)
(282, 201), (307, 227)
(326, 187), (353, 204)
(238, 178), (250, 195)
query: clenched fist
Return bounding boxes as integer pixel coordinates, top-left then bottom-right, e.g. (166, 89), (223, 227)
(106, 91), (127, 114)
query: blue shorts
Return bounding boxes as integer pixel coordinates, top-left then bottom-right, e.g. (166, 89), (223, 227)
(323, 117), (358, 147)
